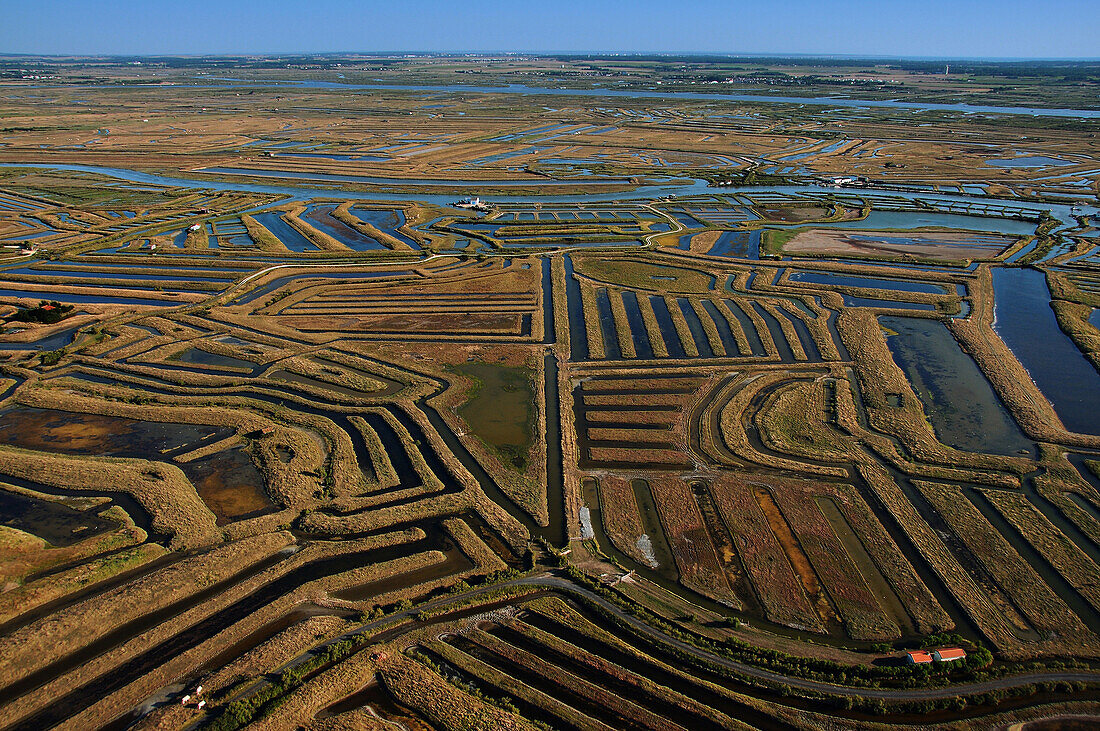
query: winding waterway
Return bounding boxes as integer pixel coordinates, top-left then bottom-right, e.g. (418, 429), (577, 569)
(0, 164), (1093, 230)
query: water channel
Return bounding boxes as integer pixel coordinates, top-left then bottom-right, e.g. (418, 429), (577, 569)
(991, 268), (1100, 436)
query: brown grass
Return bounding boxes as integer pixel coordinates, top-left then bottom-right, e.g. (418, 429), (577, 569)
(381, 650), (538, 731)
(709, 475), (821, 632)
(647, 477), (737, 605)
(0, 531), (293, 688)
(983, 488), (1100, 617)
(917, 481), (1094, 649)
(596, 476), (651, 568)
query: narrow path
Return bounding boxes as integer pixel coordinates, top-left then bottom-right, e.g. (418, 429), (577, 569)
(526, 576), (1100, 700)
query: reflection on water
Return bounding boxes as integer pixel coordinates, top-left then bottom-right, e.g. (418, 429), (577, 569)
(881, 316), (1033, 455)
(302, 204), (386, 251)
(824, 211), (1037, 235)
(452, 362), (535, 471)
(0, 487), (118, 546)
(790, 270), (949, 294)
(0, 407), (228, 455)
(992, 268), (1100, 436)
(0, 407), (272, 522)
(179, 449), (272, 525)
(171, 347), (258, 372)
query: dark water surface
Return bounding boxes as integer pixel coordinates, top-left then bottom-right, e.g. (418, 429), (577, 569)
(992, 268), (1100, 436)
(881, 315), (1033, 454)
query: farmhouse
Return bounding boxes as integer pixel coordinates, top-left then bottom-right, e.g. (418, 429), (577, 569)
(906, 648), (967, 664)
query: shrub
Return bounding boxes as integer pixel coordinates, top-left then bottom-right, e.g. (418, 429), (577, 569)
(39, 349), (64, 366)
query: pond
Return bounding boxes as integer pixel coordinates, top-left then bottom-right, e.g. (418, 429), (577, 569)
(0, 407), (271, 523)
(562, 254), (588, 361)
(249, 212), (318, 252)
(179, 448), (273, 525)
(880, 316), (1033, 455)
(347, 207), (420, 248)
(841, 296), (935, 310)
(52, 261), (254, 274)
(230, 269), (411, 306)
(1, 231), (56, 242)
(986, 156), (1073, 168)
(0, 486), (119, 547)
(4, 267), (236, 282)
(301, 204), (386, 251)
(451, 362), (535, 472)
(0, 407), (230, 457)
(670, 211), (703, 229)
(822, 211), (1037, 236)
(0, 324), (82, 351)
(170, 347), (259, 372)
(205, 79), (1100, 118)
(705, 229), (762, 258)
(0, 289), (183, 307)
(621, 290), (655, 359)
(991, 268), (1100, 436)
(788, 270), (950, 295)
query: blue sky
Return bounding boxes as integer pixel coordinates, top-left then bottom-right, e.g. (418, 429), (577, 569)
(1, 0), (1096, 58)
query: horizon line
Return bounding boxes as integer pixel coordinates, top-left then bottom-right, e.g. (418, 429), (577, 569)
(2, 51), (1099, 63)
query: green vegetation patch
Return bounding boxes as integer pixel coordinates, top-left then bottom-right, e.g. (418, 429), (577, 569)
(575, 257), (714, 293)
(760, 227), (801, 257)
(6, 300), (75, 325)
(452, 362), (535, 472)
